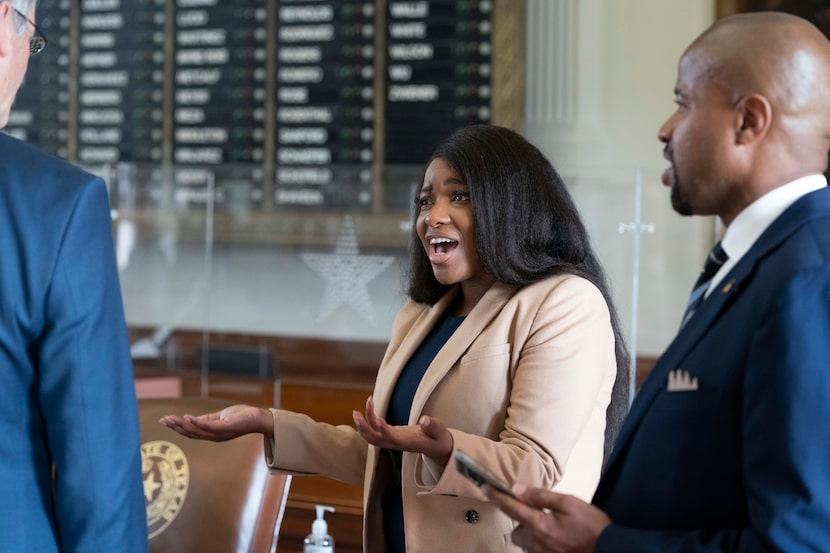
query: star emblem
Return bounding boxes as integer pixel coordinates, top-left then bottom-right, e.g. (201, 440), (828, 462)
(301, 215), (395, 324)
(144, 467), (161, 502)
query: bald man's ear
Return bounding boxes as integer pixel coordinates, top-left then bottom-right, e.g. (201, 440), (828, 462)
(735, 94), (772, 144)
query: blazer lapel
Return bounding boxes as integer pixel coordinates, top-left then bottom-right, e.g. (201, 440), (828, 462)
(371, 290), (458, 418)
(408, 282), (516, 423)
(603, 189), (830, 473)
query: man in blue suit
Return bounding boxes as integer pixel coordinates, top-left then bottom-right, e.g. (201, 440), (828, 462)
(0, 1), (147, 551)
(486, 12), (830, 552)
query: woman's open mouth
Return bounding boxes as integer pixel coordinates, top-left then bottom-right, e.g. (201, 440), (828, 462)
(428, 237), (458, 261)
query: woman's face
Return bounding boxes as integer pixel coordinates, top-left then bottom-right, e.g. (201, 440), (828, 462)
(416, 158), (490, 290)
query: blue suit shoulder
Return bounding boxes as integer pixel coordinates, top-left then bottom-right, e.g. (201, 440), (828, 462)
(0, 133), (101, 189)
(758, 186), (830, 274)
(792, 186), (830, 254)
(0, 134), (106, 219)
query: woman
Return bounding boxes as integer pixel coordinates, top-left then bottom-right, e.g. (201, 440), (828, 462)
(161, 125), (630, 553)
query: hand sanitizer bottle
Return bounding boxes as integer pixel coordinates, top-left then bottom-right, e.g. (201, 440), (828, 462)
(303, 505), (335, 553)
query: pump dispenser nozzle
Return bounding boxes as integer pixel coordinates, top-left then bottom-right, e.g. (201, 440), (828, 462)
(313, 505), (335, 538)
(304, 504), (335, 552)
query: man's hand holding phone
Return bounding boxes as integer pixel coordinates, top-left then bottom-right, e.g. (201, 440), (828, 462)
(460, 452), (613, 553)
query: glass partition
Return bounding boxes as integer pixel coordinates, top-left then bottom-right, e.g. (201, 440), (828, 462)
(97, 161), (717, 403)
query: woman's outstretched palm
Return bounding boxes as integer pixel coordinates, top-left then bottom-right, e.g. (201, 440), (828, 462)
(159, 404), (273, 442)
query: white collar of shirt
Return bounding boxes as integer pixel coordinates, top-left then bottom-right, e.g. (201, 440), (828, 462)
(706, 174), (827, 296)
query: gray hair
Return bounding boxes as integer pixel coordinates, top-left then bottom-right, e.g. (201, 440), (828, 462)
(10, 0), (39, 35)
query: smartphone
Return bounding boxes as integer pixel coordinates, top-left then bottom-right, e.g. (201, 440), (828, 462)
(454, 450), (516, 498)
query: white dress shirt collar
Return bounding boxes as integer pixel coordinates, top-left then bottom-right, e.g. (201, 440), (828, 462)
(707, 174), (827, 295)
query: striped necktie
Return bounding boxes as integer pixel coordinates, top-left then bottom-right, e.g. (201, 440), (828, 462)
(680, 241), (728, 328)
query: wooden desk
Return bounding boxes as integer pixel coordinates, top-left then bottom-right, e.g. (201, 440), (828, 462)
(135, 352), (374, 553)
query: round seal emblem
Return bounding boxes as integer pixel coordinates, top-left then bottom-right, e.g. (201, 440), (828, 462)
(142, 440), (190, 538)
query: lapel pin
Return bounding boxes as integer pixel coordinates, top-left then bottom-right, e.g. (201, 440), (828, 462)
(721, 279), (736, 294)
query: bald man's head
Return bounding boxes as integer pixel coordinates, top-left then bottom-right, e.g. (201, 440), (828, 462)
(658, 12), (830, 224)
(690, 12), (830, 160)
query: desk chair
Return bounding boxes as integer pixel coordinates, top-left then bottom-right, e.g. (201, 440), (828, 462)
(139, 397), (291, 553)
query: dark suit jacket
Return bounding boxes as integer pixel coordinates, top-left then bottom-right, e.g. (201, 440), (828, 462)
(0, 134), (147, 552)
(593, 186), (830, 552)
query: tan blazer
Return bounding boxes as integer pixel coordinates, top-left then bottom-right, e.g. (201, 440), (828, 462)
(265, 274), (617, 553)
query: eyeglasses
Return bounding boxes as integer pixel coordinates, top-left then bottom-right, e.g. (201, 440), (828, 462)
(12, 8), (47, 56)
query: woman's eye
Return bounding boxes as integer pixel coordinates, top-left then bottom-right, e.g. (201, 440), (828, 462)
(415, 197), (430, 208)
(452, 191), (470, 202)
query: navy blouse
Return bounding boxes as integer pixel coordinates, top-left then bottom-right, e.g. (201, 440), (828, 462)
(382, 313), (466, 553)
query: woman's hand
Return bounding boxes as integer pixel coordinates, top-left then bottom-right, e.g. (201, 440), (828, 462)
(352, 396), (454, 465)
(159, 404), (274, 442)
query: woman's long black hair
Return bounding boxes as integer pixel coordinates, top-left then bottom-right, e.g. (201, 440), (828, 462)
(406, 124), (631, 457)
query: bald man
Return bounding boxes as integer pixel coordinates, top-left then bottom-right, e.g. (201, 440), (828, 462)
(486, 12), (830, 553)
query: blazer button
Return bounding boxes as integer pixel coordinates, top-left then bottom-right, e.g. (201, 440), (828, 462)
(465, 510), (480, 524)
